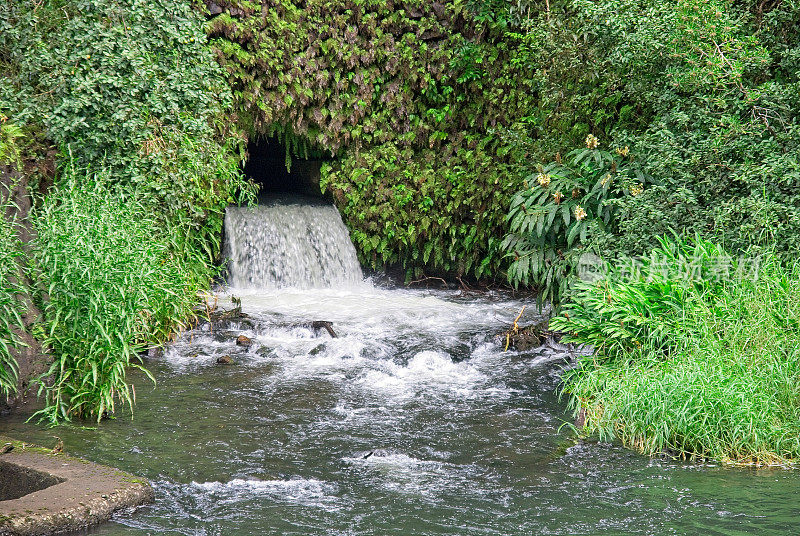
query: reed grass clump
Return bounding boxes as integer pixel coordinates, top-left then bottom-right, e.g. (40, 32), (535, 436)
(32, 168), (207, 423)
(0, 197), (25, 398)
(555, 236), (800, 465)
(0, 121), (27, 398)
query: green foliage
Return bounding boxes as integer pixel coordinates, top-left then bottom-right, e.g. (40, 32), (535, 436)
(209, 0), (535, 279)
(0, 192), (24, 399)
(207, 0), (529, 152)
(321, 136), (520, 279)
(503, 138), (647, 302)
(555, 237), (800, 464)
(1, 0), (255, 258)
(504, 0), (800, 295)
(552, 235), (737, 360)
(1, 0), (255, 421)
(0, 118), (24, 169)
(32, 168), (207, 423)
(0, 119), (29, 398)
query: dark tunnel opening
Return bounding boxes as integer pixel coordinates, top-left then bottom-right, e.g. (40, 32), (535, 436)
(243, 137), (330, 198)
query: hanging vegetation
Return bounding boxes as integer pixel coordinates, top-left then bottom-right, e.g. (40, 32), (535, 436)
(206, 0), (536, 280)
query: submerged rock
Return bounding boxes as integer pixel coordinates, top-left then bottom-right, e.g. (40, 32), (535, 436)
(308, 344), (326, 356)
(507, 325), (543, 351)
(499, 321), (549, 351)
(216, 355), (235, 365)
(256, 346), (274, 357)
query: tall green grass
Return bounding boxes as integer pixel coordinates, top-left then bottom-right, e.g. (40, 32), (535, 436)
(555, 237), (800, 465)
(0, 121), (27, 398)
(33, 168), (208, 423)
(0, 196), (24, 398)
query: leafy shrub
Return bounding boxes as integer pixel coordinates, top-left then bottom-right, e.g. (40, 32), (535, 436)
(555, 237), (800, 464)
(33, 169), (206, 423)
(504, 0), (800, 297)
(1, 0), (255, 261)
(503, 137), (648, 302)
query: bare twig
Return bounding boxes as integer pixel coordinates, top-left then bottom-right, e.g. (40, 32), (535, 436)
(407, 275), (448, 288)
(456, 276), (472, 291)
(505, 305), (526, 351)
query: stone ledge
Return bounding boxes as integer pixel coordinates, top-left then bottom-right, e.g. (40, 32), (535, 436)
(0, 436), (153, 536)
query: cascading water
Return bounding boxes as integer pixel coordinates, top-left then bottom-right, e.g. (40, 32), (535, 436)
(223, 196), (363, 289)
(3, 197), (799, 535)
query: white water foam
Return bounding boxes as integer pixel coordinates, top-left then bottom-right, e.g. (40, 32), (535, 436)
(163, 285), (542, 406)
(189, 477), (338, 508)
(343, 450), (482, 499)
(356, 350), (488, 397)
(224, 198), (363, 289)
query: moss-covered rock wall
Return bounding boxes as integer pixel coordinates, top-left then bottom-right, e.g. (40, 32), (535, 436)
(206, 0), (535, 280)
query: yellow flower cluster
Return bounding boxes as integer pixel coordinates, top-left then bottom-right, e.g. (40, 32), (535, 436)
(630, 183), (644, 196)
(601, 173), (611, 187)
(585, 134), (599, 149)
(553, 191), (564, 204)
(536, 173), (551, 187)
(574, 206), (587, 221)
(616, 146), (630, 157)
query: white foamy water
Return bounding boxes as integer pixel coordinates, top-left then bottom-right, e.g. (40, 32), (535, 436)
(190, 478), (339, 507)
(342, 450), (487, 499)
(164, 284), (544, 406)
(224, 198), (363, 289)
(142, 194), (569, 529)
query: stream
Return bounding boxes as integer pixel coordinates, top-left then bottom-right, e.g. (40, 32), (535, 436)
(2, 198), (799, 534)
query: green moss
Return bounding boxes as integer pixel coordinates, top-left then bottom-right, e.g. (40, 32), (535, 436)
(208, 0), (535, 279)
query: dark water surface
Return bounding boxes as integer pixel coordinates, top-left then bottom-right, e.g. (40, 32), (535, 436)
(2, 287), (798, 536)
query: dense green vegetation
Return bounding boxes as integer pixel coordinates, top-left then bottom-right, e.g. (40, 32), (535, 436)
(554, 237), (800, 465)
(1, 0), (254, 260)
(0, 0), (798, 466)
(209, 0), (800, 287)
(32, 168), (212, 423)
(209, 0), (534, 279)
(1, 0), (254, 420)
(503, 0), (800, 294)
(0, 120), (26, 397)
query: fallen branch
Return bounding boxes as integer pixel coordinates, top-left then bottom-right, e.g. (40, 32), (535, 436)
(407, 275), (448, 288)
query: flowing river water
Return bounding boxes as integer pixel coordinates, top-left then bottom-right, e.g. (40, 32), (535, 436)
(2, 197), (799, 535)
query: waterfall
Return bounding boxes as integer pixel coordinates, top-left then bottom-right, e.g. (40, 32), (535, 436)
(223, 196), (363, 289)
